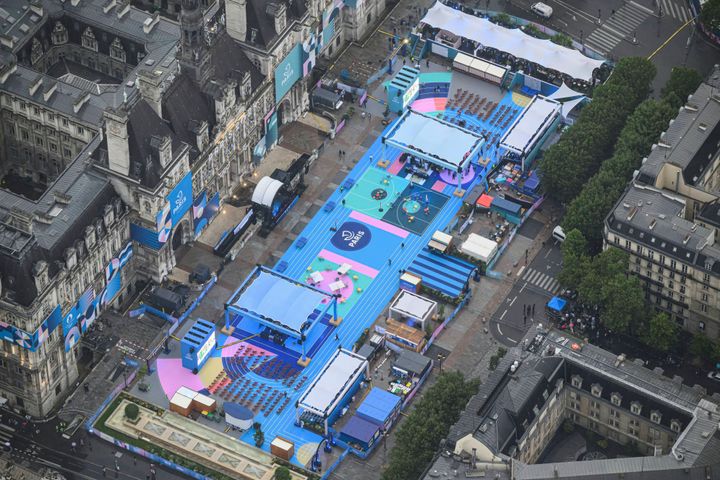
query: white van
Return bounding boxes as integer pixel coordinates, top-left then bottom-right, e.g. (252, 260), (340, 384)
(552, 225), (566, 243)
(531, 2), (553, 19)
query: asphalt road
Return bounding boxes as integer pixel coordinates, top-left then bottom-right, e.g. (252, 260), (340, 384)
(481, 0), (720, 92)
(0, 408), (192, 480)
(490, 229), (564, 346)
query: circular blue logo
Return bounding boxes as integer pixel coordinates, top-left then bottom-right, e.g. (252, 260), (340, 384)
(331, 221), (372, 251)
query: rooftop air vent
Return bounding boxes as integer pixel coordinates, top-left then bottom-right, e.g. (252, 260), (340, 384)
(698, 123), (708, 132)
(649, 219), (657, 230)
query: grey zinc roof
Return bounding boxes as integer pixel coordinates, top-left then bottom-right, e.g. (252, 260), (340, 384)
(0, 0), (46, 52)
(3, 64), (110, 125)
(607, 185), (720, 275)
(0, 135), (110, 251)
(637, 78), (720, 192)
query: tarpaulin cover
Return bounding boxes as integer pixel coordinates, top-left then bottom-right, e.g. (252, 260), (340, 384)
(491, 196), (522, 214)
(421, 2), (605, 81)
(476, 193), (494, 208)
(297, 349), (367, 416)
(547, 296), (567, 312)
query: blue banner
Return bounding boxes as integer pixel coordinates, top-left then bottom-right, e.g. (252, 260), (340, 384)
(275, 43), (304, 102)
(193, 191), (221, 238)
(130, 223), (163, 250)
(156, 171), (193, 244)
(266, 112), (278, 149)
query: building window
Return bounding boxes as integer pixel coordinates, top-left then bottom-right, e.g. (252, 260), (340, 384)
(571, 376), (582, 388)
(51, 21), (68, 45)
(699, 321), (706, 331)
(631, 402), (642, 415)
(704, 273), (711, 283)
(81, 27), (98, 51)
(702, 293), (709, 302)
(625, 240), (632, 249)
(63, 147), (72, 157)
(77, 126), (84, 136)
(611, 393), (622, 406)
(701, 304), (708, 313)
(110, 37), (126, 62)
(670, 420), (682, 433)
(61, 117), (68, 127)
(670, 259), (677, 270)
(591, 384), (602, 397)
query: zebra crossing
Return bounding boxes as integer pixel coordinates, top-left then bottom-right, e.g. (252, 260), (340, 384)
(585, 2), (652, 55)
(521, 267), (560, 295)
(658, 0), (693, 22)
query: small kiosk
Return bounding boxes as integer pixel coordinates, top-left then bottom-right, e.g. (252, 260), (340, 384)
(181, 319), (217, 372)
(386, 66), (420, 115)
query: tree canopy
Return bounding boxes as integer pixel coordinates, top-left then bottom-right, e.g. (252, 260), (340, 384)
(539, 58), (656, 203)
(700, 0), (720, 32)
(661, 67), (703, 109)
(643, 312), (678, 352)
(382, 372), (478, 480)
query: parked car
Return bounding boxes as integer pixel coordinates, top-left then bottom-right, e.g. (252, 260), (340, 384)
(707, 372), (720, 382)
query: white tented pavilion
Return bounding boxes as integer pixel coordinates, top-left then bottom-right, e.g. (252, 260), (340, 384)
(499, 95), (561, 169)
(383, 109), (485, 191)
(388, 290), (437, 330)
(296, 349), (369, 435)
(421, 2), (605, 81)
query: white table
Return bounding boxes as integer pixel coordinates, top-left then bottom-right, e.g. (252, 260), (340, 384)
(337, 263), (352, 276)
(329, 281), (346, 292)
(310, 271), (324, 283)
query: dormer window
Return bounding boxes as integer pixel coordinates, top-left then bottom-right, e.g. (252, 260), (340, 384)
(611, 393), (622, 406)
(110, 38), (126, 62)
(590, 384), (602, 398)
(51, 22), (68, 45)
(670, 419), (682, 432)
(81, 27), (98, 52)
(630, 402), (642, 415)
(250, 28), (258, 44)
(650, 410), (662, 424)
(571, 375), (582, 389)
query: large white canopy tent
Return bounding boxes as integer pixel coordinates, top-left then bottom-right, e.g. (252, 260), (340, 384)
(499, 95), (561, 169)
(296, 349), (369, 435)
(420, 2), (605, 82)
(383, 109), (485, 191)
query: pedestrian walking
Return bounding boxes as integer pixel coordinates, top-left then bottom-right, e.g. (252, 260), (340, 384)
(426, 59), (430, 68)
(401, 242), (405, 248)
(335, 333), (339, 341)
(71, 441), (76, 453)
(388, 258), (392, 266)
(79, 438), (84, 447)
(102, 467), (107, 477)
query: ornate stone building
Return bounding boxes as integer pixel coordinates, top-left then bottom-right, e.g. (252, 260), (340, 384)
(0, 0), (390, 416)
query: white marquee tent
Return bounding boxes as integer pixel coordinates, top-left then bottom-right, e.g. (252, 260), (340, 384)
(421, 2), (605, 81)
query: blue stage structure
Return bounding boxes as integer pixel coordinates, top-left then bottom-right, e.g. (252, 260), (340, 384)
(224, 265), (338, 365)
(386, 66), (420, 114)
(180, 319), (216, 372)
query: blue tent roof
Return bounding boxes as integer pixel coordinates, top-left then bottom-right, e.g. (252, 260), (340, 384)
(547, 296), (567, 312)
(491, 196), (522, 214)
(340, 415), (380, 444)
(356, 388), (401, 426)
(407, 249), (475, 298)
(223, 402), (254, 420)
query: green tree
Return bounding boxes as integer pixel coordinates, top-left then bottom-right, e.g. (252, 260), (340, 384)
(558, 229), (590, 288)
(253, 423), (265, 448)
(551, 33), (573, 47)
(274, 466), (292, 480)
(381, 372), (478, 480)
(644, 312), (678, 352)
(690, 334), (716, 360)
(124, 402), (139, 420)
(661, 67), (703, 109)
(601, 274), (645, 334)
(539, 58), (656, 203)
(701, 0), (720, 31)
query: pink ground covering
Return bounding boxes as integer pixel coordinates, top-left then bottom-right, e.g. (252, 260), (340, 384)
(156, 358), (205, 399)
(349, 210), (409, 239)
(387, 155), (404, 175)
(319, 249), (379, 278)
(306, 270), (355, 302)
(431, 180), (448, 192)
